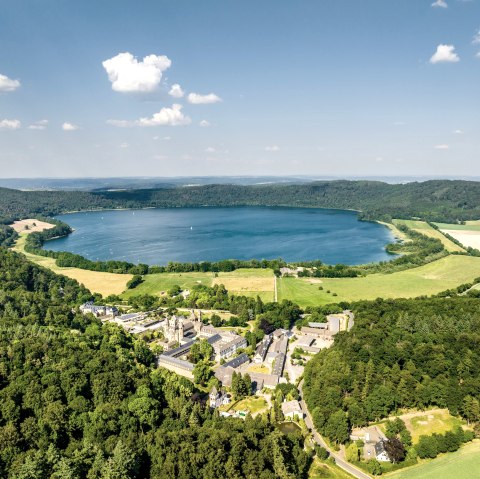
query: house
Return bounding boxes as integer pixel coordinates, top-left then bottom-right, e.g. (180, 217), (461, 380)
(254, 334), (272, 363)
(374, 440), (390, 462)
(80, 301), (118, 318)
(281, 400), (303, 419)
(350, 426), (390, 462)
(209, 386), (231, 408)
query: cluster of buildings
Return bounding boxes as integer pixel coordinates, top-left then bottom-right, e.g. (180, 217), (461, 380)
(157, 311), (248, 379)
(215, 328), (289, 392)
(79, 301), (118, 318)
(350, 426), (390, 462)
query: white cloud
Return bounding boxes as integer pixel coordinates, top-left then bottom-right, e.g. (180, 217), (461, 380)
(187, 92), (222, 104)
(0, 119), (21, 130)
(265, 145), (280, 152)
(205, 147), (216, 153)
(119, 142), (129, 148)
(108, 104), (191, 127)
(0, 74), (20, 92)
(473, 29), (480, 45)
(199, 120), (211, 127)
(477, 52), (480, 59)
(28, 119), (48, 130)
(102, 52), (171, 93)
(431, 0), (448, 8)
(453, 129), (464, 134)
(168, 83), (184, 98)
(62, 122), (79, 131)
(435, 144), (449, 149)
(430, 44), (460, 63)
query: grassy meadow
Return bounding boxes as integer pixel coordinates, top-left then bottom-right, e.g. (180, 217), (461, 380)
(393, 219), (464, 252)
(122, 268), (275, 301)
(386, 440), (480, 479)
(277, 255), (480, 306)
(308, 458), (355, 479)
(12, 234), (132, 296)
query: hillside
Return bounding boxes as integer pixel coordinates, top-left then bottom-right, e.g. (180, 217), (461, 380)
(1, 179), (480, 223)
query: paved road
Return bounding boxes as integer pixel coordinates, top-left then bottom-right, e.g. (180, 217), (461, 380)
(298, 380), (372, 479)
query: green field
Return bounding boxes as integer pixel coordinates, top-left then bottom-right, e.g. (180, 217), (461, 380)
(122, 268), (274, 301)
(309, 458), (355, 479)
(277, 255), (480, 306)
(394, 219), (464, 252)
(435, 221), (480, 232)
(386, 440), (480, 479)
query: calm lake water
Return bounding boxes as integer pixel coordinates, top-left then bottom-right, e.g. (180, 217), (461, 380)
(48, 207), (395, 266)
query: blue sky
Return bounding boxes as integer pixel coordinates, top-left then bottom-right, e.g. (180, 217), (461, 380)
(0, 0), (479, 178)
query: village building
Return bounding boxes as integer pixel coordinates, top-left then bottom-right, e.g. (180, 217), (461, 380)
(80, 301), (118, 318)
(254, 334), (272, 363)
(350, 426), (390, 462)
(281, 400), (303, 419)
(209, 386), (231, 408)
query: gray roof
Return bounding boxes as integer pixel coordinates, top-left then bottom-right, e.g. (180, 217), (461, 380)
(272, 352), (286, 376)
(207, 334), (222, 345)
(281, 400), (302, 415)
(158, 355), (194, 372)
(308, 322), (328, 329)
(223, 352), (250, 369)
(163, 339), (195, 357)
(375, 440), (388, 457)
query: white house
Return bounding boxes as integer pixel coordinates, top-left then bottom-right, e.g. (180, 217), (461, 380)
(281, 400), (303, 419)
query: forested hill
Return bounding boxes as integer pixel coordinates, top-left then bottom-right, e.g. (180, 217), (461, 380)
(0, 248), (310, 478)
(1, 179), (480, 223)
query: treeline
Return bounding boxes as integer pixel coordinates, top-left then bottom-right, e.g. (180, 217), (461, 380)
(303, 297), (480, 444)
(2, 179), (480, 223)
(0, 247), (311, 479)
(0, 225), (18, 247)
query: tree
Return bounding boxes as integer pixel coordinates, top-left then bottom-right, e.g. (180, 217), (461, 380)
(415, 435), (438, 459)
(384, 437), (406, 463)
(193, 360), (212, 386)
(366, 459), (382, 476)
(345, 443), (360, 462)
(324, 410), (350, 444)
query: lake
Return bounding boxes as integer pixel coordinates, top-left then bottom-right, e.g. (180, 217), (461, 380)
(47, 207), (395, 266)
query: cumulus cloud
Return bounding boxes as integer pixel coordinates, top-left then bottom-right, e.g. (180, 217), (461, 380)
(119, 142), (129, 148)
(430, 44), (460, 63)
(168, 83), (184, 98)
(102, 52), (171, 93)
(28, 120), (48, 130)
(435, 144), (449, 149)
(0, 74), (20, 92)
(62, 122), (79, 131)
(187, 92), (222, 104)
(0, 119), (21, 129)
(205, 147), (216, 153)
(264, 145), (280, 152)
(431, 0), (448, 7)
(199, 120), (211, 127)
(453, 129), (464, 134)
(108, 104), (191, 127)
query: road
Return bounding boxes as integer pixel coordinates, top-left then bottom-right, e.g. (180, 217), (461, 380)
(298, 380), (372, 479)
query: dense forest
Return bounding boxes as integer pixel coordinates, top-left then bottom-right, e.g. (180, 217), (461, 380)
(303, 297), (480, 445)
(2, 179), (480, 224)
(0, 248), (311, 479)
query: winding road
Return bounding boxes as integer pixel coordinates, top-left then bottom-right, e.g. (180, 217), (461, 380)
(298, 380), (372, 479)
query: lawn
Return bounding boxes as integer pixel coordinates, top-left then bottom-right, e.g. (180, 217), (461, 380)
(12, 234), (132, 297)
(386, 440), (480, 479)
(309, 458), (355, 479)
(377, 409), (466, 445)
(394, 220), (464, 252)
(232, 396), (268, 415)
(122, 271), (215, 299)
(278, 255), (480, 306)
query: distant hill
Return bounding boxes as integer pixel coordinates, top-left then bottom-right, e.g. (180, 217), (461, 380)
(1, 179), (480, 224)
